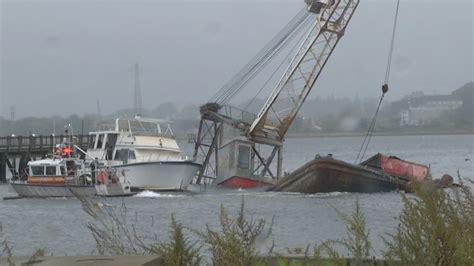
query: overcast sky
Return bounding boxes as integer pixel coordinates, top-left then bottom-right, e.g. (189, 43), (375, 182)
(1, 0), (473, 118)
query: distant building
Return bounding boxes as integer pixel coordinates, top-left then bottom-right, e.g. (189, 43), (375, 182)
(400, 92), (463, 126)
(400, 110), (409, 126)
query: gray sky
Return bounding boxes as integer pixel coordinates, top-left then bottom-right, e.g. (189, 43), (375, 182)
(1, 0), (473, 118)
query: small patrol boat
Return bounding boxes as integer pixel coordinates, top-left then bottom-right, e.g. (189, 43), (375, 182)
(8, 127), (133, 198)
(8, 144), (97, 198)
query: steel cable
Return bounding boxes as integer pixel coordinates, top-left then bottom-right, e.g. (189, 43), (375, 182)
(210, 8), (310, 104)
(244, 15), (314, 111)
(225, 14), (314, 107)
(355, 0), (400, 164)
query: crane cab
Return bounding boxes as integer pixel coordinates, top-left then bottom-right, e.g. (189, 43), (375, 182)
(215, 138), (274, 188)
(217, 138), (254, 181)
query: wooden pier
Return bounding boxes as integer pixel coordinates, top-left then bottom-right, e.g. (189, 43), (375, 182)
(0, 135), (90, 182)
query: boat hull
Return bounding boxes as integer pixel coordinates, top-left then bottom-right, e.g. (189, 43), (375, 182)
(112, 161), (201, 191)
(9, 183), (96, 198)
(95, 183), (135, 197)
(269, 158), (408, 193)
(217, 176), (276, 189)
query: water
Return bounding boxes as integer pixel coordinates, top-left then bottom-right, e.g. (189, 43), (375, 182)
(1, 134), (472, 256)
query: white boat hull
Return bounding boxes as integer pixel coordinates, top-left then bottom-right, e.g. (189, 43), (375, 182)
(9, 182), (96, 198)
(95, 183), (134, 197)
(112, 161), (201, 191)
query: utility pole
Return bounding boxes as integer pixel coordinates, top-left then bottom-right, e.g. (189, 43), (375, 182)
(96, 99), (102, 121)
(9, 106), (15, 121)
(133, 63), (143, 116)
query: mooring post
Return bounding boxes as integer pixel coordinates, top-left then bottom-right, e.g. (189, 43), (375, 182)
(17, 136), (22, 152)
(29, 135), (33, 152)
(0, 154), (6, 182)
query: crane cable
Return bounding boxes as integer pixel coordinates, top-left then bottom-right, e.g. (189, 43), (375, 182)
(244, 15), (314, 111)
(218, 13), (312, 105)
(216, 10), (310, 104)
(211, 8), (306, 103)
(210, 8), (310, 105)
(355, 0), (400, 164)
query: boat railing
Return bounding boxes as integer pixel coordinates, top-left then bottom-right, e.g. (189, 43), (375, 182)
(131, 132), (175, 138)
(97, 123), (116, 131)
(116, 118), (172, 135)
(0, 135), (90, 154)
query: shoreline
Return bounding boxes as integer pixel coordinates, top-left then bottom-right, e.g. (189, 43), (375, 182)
(285, 130), (474, 138)
(175, 130), (474, 140)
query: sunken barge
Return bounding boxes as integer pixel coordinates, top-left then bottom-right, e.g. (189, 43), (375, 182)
(269, 154), (429, 193)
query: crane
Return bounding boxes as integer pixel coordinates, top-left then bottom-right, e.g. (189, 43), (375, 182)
(193, 0), (360, 187)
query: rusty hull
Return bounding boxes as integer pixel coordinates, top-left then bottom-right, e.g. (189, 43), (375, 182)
(269, 157), (408, 193)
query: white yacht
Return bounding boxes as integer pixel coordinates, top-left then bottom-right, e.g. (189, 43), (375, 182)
(87, 116), (201, 191)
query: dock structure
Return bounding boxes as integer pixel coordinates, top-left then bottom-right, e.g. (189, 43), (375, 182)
(0, 135), (90, 182)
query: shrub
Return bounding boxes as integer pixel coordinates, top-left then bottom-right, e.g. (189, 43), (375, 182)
(79, 194), (202, 265)
(197, 196), (270, 266)
(147, 215), (201, 266)
(314, 198), (373, 265)
(382, 179), (474, 265)
(81, 199), (148, 255)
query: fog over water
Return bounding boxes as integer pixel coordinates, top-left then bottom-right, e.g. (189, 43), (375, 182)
(1, 0), (473, 118)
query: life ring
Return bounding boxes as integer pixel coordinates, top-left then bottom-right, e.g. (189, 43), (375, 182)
(97, 169), (108, 184)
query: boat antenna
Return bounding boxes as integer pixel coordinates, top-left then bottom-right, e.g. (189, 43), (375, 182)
(355, 0), (400, 164)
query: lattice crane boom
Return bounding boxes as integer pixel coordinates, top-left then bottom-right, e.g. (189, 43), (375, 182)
(249, 0), (360, 144)
(193, 0), (360, 184)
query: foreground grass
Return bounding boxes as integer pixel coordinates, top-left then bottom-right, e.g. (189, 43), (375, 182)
(79, 195), (270, 265)
(77, 179), (473, 265)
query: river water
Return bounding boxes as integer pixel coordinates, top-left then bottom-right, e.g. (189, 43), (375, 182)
(1, 134), (472, 256)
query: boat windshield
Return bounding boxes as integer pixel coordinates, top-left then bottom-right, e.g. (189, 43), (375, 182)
(45, 166), (56, 175)
(31, 166), (44, 175)
(116, 118), (172, 136)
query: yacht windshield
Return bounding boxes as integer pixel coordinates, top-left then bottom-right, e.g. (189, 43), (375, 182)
(117, 118), (169, 135)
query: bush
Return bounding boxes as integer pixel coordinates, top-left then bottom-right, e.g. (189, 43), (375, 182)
(314, 198), (373, 265)
(148, 215), (201, 266)
(79, 194), (269, 265)
(81, 200), (148, 255)
(382, 179), (474, 265)
(197, 196), (270, 266)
